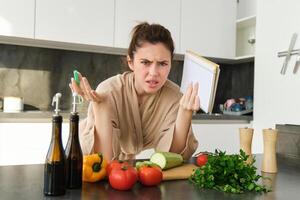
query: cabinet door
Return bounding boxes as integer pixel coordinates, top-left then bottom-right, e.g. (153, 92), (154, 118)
(192, 123), (252, 155)
(35, 0), (114, 47)
(0, 123), (69, 166)
(181, 0), (236, 58)
(0, 0), (34, 38)
(114, 0), (181, 53)
(237, 0), (256, 20)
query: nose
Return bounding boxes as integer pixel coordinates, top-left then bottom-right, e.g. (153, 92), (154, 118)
(149, 64), (159, 76)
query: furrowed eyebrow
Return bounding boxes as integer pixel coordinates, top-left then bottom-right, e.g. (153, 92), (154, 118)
(140, 58), (152, 62)
(140, 59), (153, 64)
(139, 59), (168, 64)
(158, 60), (169, 64)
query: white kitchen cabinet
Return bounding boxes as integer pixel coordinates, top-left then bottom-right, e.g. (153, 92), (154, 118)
(136, 122), (253, 159)
(114, 0), (181, 52)
(0, 0), (34, 38)
(192, 123), (253, 155)
(180, 0), (236, 59)
(35, 0), (114, 47)
(0, 123), (69, 166)
(236, 0), (256, 58)
(0, 121), (254, 164)
(237, 0), (256, 20)
(236, 16), (256, 58)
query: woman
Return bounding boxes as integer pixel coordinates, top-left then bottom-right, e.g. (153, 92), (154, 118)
(70, 22), (200, 160)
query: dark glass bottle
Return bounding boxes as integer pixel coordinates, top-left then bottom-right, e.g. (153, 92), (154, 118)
(44, 114), (66, 196)
(65, 113), (83, 189)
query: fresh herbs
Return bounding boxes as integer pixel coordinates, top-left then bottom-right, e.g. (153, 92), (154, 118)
(189, 150), (270, 194)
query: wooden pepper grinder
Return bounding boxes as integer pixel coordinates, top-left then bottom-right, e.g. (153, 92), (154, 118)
(262, 128), (278, 173)
(239, 127), (254, 164)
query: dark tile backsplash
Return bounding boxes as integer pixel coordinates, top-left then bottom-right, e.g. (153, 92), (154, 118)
(0, 44), (254, 113)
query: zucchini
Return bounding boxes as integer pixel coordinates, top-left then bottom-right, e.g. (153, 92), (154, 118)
(150, 152), (183, 170)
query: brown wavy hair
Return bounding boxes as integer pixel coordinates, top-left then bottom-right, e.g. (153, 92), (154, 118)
(127, 22), (175, 61)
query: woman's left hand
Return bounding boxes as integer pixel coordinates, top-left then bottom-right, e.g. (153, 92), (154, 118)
(180, 82), (200, 113)
(170, 82), (200, 153)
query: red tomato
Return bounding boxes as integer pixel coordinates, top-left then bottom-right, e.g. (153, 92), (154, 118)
(196, 154), (208, 167)
(138, 166), (162, 186)
(106, 160), (130, 175)
(109, 166), (138, 190)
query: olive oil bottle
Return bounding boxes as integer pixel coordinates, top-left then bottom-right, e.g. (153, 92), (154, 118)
(44, 93), (66, 196)
(65, 93), (83, 189)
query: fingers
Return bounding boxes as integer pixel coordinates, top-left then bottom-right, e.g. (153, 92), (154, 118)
(71, 78), (84, 96)
(194, 82), (199, 96)
(81, 78), (104, 103)
(70, 73), (103, 103)
(82, 77), (92, 91)
(193, 95), (200, 111)
(183, 83), (193, 103)
(81, 78), (94, 101)
(77, 71), (83, 81)
(181, 83), (192, 107)
(181, 82), (200, 112)
(188, 82), (198, 108)
(69, 83), (74, 93)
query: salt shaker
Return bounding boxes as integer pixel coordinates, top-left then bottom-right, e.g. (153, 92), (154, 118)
(262, 128), (278, 173)
(239, 127), (254, 164)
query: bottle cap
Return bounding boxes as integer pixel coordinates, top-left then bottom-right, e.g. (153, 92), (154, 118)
(72, 92), (83, 114)
(52, 93), (62, 115)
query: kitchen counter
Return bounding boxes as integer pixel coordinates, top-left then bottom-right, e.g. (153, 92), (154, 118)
(0, 155), (299, 200)
(0, 111), (79, 123)
(0, 111), (252, 124)
(192, 113), (252, 124)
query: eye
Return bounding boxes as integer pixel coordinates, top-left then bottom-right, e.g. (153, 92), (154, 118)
(158, 62), (168, 67)
(141, 60), (150, 65)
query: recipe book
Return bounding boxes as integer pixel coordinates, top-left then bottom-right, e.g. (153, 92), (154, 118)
(180, 50), (220, 113)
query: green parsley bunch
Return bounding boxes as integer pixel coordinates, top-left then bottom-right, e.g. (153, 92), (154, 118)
(189, 150), (270, 194)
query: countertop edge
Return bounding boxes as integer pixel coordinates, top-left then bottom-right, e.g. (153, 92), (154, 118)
(0, 112), (253, 124)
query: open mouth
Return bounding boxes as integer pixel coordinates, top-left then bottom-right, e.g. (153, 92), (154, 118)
(146, 80), (159, 88)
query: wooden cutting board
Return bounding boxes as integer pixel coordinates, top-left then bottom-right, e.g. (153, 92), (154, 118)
(162, 163), (198, 181)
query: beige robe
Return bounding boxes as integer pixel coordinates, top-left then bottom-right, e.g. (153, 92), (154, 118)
(79, 72), (198, 160)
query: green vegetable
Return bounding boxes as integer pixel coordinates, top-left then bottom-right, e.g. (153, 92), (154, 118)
(189, 149), (271, 194)
(150, 152), (183, 170)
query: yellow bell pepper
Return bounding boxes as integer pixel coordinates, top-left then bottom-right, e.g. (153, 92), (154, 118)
(82, 153), (107, 182)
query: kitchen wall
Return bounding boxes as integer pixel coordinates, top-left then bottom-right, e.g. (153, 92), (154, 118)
(0, 43), (254, 113)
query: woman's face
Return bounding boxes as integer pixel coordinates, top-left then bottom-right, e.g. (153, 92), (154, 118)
(128, 42), (172, 96)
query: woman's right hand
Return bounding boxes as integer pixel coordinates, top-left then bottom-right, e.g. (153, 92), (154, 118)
(69, 71), (105, 103)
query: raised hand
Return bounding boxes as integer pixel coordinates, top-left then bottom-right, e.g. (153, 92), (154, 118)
(180, 82), (200, 112)
(69, 71), (105, 103)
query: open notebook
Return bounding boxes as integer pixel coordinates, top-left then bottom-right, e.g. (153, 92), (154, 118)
(180, 50), (220, 113)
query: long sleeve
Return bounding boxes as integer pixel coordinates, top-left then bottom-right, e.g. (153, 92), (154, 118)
(78, 74), (126, 158)
(155, 102), (198, 160)
(79, 103), (95, 155)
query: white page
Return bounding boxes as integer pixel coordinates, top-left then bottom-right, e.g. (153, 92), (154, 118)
(180, 52), (218, 113)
